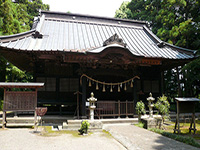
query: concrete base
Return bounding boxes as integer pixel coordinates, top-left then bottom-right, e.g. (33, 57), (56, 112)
(88, 120), (103, 131)
(141, 118), (162, 129)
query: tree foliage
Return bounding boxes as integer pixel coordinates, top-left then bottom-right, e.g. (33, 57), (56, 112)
(136, 100), (146, 115)
(115, 0), (200, 97)
(0, 0), (49, 99)
(0, 0), (49, 35)
(154, 95), (170, 123)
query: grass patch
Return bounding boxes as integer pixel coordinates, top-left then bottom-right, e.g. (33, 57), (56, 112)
(134, 122), (145, 128)
(39, 126), (92, 137)
(149, 128), (200, 148)
(102, 129), (113, 138)
(134, 119), (200, 148)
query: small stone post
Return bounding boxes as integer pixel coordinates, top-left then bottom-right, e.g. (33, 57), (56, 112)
(147, 93), (155, 119)
(87, 92), (97, 121)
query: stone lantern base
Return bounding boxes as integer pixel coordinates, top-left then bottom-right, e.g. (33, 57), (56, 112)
(141, 118), (162, 129)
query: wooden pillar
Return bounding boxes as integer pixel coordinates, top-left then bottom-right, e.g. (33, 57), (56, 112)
(126, 100), (128, 118)
(2, 111), (6, 128)
(133, 79), (138, 115)
(2, 88), (6, 128)
(189, 103), (197, 134)
(174, 101), (180, 134)
(160, 71), (164, 95)
(34, 109), (37, 130)
(81, 76), (86, 118)
(34, 88), (38, 129)
(176, 66), (181, 97)
(118, 100), (120, 118)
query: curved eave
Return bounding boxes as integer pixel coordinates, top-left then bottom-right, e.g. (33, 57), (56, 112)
(0, 44), (195, 61)
(143, 25), (197, 57)
(0, 29), (36, 42)
(164, 42), (197, 55)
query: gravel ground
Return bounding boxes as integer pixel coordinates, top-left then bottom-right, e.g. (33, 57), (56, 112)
(104, 124), (199, 150)
(0, 128), (126, 150)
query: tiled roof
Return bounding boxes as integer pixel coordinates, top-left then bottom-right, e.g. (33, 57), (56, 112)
(0, 11), (197, 59)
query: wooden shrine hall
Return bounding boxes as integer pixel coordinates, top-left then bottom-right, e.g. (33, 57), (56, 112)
(0, 11), (197, 117)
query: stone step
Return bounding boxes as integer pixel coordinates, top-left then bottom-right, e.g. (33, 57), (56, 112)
(101, 118), (138, 124)
(0, 123), (34, 127)
(5, 117), (35, 124)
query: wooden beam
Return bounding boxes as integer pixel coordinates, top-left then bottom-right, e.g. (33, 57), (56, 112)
(81, 76), (87, 118)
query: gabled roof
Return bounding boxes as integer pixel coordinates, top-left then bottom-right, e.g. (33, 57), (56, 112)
(0, 11), (197, 60)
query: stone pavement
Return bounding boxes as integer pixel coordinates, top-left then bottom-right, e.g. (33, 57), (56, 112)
(0, 128), (126, 150)
(104, 124), (199, 150)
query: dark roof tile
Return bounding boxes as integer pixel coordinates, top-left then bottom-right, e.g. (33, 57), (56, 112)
(0, 11), (196, 60)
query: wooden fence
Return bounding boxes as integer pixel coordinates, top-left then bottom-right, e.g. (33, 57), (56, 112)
(87, 100), (134, 118)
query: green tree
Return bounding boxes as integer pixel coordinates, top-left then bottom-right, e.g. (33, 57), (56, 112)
(0, 0), (21, 35)
(115, 0), (200, 97)
(15, 0), (49, 28)
(0, 0), (49, 98)
(115, 1), (133, 19)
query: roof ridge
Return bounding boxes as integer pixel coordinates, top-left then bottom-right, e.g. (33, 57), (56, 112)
(40, 10), (147, 25)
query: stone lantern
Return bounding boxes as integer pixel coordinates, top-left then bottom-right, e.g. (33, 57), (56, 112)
(147, 93), (155, 119)
(87, 92), (97, 120)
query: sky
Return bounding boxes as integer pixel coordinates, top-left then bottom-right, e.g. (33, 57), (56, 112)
(42, 0), (130, 18)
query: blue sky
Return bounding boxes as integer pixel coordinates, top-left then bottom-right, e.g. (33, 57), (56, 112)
(42, 0), (130, 17)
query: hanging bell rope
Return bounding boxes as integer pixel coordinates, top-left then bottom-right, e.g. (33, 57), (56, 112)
(80, 74), (140, 86)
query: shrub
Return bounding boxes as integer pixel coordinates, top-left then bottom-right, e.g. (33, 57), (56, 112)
(154, 95), (170, 123)
(135, 122), (145, 128)
(136, 101), (146, 114)
(78, 120), (90, 135)
(136, 101), (146, 121)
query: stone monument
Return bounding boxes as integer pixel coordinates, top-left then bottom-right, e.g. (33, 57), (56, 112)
(141, 93), (161, 129)
(87, 92), (97, 121)
(147, 93), (155, 119)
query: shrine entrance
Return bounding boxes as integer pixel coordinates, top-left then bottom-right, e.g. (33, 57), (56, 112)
(80, 74), (139, 118)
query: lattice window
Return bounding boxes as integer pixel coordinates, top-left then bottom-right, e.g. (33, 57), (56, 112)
(60, 78), (79, 92)
(36, 77), (45, 91)
(69, 78), (79, 92)
(144, 80), (151, 93)
(152, 80), (159, 93)
(143, 80), (159, 93)
(60, 78), (70, 92)
(46, 78), (56, 91)
(36, 77), (56, 91)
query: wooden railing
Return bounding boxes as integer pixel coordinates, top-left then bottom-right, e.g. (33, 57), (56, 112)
(87, 100), (134, 118)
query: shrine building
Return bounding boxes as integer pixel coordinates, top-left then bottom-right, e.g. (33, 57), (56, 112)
(0, 11), (197, 117)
